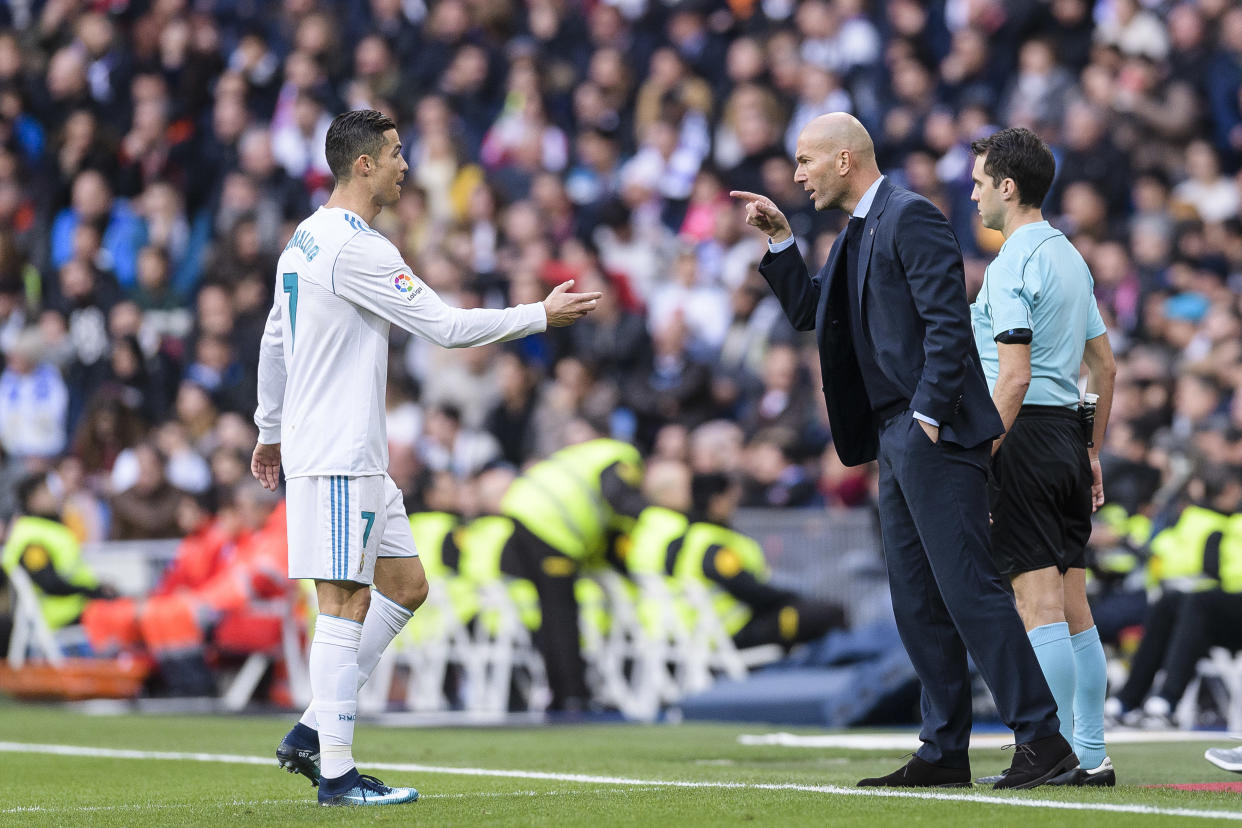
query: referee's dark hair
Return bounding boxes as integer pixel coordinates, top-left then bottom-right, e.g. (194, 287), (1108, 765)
(970, 127), (1057, 209)
(325, 109), (397, 183)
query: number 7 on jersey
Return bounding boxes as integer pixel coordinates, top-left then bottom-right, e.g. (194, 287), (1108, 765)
(282, 271), (299, 347)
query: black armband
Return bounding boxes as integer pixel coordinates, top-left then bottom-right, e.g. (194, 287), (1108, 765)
(995, 327), (1033, 345)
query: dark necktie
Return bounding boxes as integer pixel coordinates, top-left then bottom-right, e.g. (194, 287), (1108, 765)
(845, 216), (865, 290)
(844, 216), (866, 322)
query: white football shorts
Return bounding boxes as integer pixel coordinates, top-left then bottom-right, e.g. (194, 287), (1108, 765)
(286, 473), (417, 584)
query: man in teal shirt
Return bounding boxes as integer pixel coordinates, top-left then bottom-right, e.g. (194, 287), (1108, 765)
(969, 127), (1118, 787)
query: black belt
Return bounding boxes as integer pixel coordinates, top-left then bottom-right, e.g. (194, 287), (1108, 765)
(874, 399), (909, 423)
(1016, 404), (1077, 421)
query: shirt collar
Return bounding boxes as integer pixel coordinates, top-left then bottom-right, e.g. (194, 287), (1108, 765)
(1000, 219), (1052, 249)
(852, 176), (885, 219)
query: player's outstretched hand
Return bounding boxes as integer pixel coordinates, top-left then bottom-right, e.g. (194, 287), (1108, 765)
(251, 442), (282, 492)
(543, 279), (602, 327)
(730, 190), (793, 242)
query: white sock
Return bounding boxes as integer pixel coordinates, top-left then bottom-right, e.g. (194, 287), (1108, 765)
(309, 614), (362, 780)
(356, 589), (413, 686)
(299, 590), (412, 728)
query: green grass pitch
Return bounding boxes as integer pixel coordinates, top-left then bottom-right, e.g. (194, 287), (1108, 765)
(1, 701), (1239, 826)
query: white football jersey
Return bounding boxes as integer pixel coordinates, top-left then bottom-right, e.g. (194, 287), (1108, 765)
(255, 206), (546, 478)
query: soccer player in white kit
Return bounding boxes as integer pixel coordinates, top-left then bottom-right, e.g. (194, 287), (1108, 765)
(251, 109), (599, 806)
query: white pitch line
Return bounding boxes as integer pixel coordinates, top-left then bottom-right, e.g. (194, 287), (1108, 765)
(0, 790), (626, 815)
(738, 730), (1235, 751)
(1, 742), (1240, 822)
(0, 798), (307, 815)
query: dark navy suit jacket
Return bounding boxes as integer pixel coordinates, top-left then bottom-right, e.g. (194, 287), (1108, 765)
(759, 178), (1003, 466)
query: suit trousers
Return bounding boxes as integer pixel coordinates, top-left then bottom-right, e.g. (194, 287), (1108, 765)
(876, 412), (1060, 767)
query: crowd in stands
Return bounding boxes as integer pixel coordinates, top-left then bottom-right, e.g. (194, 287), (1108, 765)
(0, 0), (1238, 592)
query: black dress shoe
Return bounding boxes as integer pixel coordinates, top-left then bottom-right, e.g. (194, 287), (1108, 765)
(1048, 756), (1116, 787)
(993, 733), (1078, 790)
(858, 756), (971, 788)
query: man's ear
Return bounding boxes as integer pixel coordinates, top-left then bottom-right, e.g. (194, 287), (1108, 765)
(354, 154), (372, 177)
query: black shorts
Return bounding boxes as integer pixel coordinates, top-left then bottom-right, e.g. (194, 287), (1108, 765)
(988, 405), (1092, 576)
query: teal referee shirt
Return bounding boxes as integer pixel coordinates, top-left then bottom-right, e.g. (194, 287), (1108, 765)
(970, 220), (1107, 408)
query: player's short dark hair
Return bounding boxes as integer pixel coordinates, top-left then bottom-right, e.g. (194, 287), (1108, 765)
(970, 127), (1056, 208)
(324, 109), (397, 183)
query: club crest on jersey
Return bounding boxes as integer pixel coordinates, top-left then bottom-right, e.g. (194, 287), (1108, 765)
(392, 272), (423, 301)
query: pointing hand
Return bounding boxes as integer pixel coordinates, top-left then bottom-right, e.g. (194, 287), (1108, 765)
(730, 190), (793, 243)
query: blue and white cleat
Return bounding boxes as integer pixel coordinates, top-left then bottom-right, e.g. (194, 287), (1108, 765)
(276, 723), (321, 787)
(318, 769), (419, 806)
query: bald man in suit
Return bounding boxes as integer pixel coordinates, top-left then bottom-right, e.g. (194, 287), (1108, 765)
(732, 113), (1075, 789)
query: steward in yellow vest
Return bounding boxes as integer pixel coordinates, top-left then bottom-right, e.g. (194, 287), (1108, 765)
(1112, 473), (1242, 717)
(2, 476), (114, 638)
(1120, 509), (1242, 722)
(1147, 505), (1230, 591)
(622, 474), (844, 649)
(405, 511), (479, 631)
(497, 438), (647, 711)
(455, 514), (540, 632)
(501, 438), (645, 564)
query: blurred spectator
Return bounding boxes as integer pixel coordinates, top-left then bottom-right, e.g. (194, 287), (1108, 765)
(565, 262), (652, 389)
(49, 169), (145, 289)
(1000, 39), (1074, 130)
(1048, 100), (1131, 219)
(417, 403), (502, 479)
(0, 328), (68, 465)
(1095, 0), (1168, 62)
(1171, 140), (1240, 224)
(48, 454), (108, 542)
(688, 420), (745, 476)
(421, 339), (503, 430)
(484, 351), (539, 467)
(646, 244), (730, 356)
(185, 333), (250, 415)
(738, 343), (818, 441)
(740, 428), (818, 508)
(628, 314), (715, 451)
(531, 355), (618, 456)
(109, 441), (184, 539)
(1208, 7), (1242, 166)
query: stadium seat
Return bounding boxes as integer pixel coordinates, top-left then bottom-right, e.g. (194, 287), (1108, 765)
(3, 566), (150, 701)
(6, 564), (88, 668)
(1177, 647), (1242, 733)
(216, 585), (311, 712)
